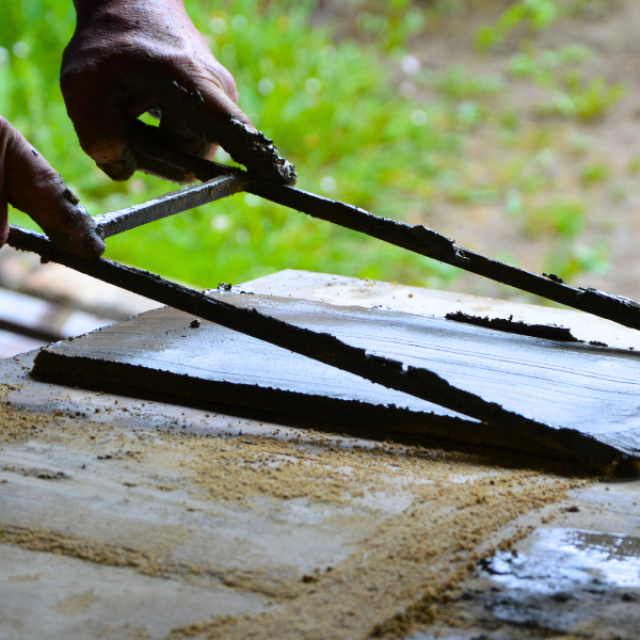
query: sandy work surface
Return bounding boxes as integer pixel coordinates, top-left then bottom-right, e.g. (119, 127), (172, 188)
(0, 358), (587, 640)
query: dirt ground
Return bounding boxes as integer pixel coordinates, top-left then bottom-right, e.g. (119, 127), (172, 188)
(322, 0), (640, 303)
(420, 0), (640, 301)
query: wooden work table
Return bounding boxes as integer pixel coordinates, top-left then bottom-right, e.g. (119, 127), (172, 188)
(1, 271), (639, 640)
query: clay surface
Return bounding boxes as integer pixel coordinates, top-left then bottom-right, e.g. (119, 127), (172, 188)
(31, 292), (640, 468)
(412, 525), (640, 639)
(3, 271), (640, 640)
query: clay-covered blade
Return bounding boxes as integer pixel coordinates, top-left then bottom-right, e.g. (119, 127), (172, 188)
(129, 119), (296, 186)
(222, 118), (297, 186)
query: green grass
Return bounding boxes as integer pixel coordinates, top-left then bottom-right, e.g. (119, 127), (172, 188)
(0, 0), (464, 290)
(525, 197), (587, 239)
(509, 45), (624, 122)
(544, 240), (610, 280)
(536, 74), (625, 121)
(430, 66), (504, 100)
(476, 0), (559, 51)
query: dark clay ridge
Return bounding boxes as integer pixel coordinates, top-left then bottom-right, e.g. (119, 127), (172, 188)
(8, 225), (627, 470)
(127, 121), (640, 335)
(445, 312), (581, 343)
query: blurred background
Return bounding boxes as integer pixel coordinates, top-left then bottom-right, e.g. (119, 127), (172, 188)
(2, 0), (640, 310)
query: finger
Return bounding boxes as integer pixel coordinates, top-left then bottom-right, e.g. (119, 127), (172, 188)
(0, 172), (8, 249)
(156, 77), (250, 141)
(61, 73), (136, 181)
(159, 110), (211, 158)
(0, 117), (105, 257)
(191, 81), (254, 143)
(0, 123), (10, 248)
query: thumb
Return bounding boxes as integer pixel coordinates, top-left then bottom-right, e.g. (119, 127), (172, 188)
(0, 117), (105, 257)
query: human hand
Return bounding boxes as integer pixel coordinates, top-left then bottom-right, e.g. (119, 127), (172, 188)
(0, 116), (106, 257)
(62, 0), (295, 184)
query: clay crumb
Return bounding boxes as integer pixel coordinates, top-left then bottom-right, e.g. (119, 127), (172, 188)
(8, 572), (42, 583)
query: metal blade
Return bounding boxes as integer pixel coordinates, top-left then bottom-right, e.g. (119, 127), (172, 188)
(94, 174), (248, 239)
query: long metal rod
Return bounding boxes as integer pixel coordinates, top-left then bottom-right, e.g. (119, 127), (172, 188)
(0, 318), (61, 343)
(8, 225), (621, 467)
(94, 174), (247, 238)
(127, 124), (640, 334)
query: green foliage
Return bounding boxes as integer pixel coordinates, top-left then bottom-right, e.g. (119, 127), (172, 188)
(504, 188), (524, 217)
(477, 0), (624, 122)
(476, 0), (559, 51)
(508, 44), (623, 122)
(525, 198), (587, 239)
(431, 66), (504, 100)
(496, 15), (624, 126)
(544, 240), (610, 279)
(627, 155), (640, 175)
(580, 161), (609, 187)
(536, 74), (625, 121)
(510, 45), (591, 83)
(356, 5), (425, 51)
(0, 0), (619, 293)
(500, 108), (522, 131)
(1, 0), (463, 289)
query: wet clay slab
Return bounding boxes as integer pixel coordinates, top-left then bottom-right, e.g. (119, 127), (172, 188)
(31, 291), (640, 465)
(411, 527), (640, 639)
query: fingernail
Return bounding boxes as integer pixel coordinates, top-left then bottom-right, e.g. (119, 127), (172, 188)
(98, 158), (136, 181)
(62, 187), (80, 205)
(82, 231), (106, 258)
